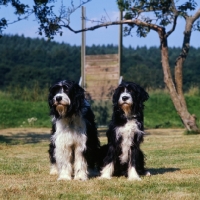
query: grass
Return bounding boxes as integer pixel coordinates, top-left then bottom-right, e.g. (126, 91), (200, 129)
(0, 91), (50, 129)
(0, 128), (200, 199)
(145, 90), (200, 129)
(0, 89), (200, 129)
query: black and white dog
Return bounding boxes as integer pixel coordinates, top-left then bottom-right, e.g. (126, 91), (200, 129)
(100, 81), (149, 180)
(48, 80), (100, 181)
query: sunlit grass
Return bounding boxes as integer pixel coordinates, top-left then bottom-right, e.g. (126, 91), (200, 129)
(0, 128), (200, 199)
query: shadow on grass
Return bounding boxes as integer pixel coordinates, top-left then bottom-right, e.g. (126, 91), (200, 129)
(0, 132), (50, 145)
(149, 167), (180, 175)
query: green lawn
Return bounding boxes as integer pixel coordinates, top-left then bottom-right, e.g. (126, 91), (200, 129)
(0, 128), (200, 199)
(0, 90), (200, 129)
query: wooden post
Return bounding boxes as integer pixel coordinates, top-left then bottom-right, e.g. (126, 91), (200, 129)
(118, 7), (123, 84)
(81, 6), (86, 88)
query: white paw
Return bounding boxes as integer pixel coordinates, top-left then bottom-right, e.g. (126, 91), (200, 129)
(128, 167), (141, 181)
(100, 163), (114, 180)
(49, 164), (58, 175)
(74, 171), (88, 181)
(145, 171), (151, 176)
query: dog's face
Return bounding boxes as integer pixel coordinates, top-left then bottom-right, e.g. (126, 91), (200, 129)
(113, 81), (149, 117)
(48, 80), (85, 118)
(118, 88), (133, 116)
(51, 85), (70, 116)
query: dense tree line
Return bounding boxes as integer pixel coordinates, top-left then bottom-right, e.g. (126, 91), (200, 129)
(0, 34), (200, 90)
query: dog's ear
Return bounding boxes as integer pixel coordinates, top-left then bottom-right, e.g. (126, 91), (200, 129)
(112, 85), (123, 107)
(136, 86), (149, 104)
(68, 83), (85, 114)
(48, 85), (60, 117)
(48, 86), (55, 108)
(48, 83), (62, 108)
(128, 82), (149, 104)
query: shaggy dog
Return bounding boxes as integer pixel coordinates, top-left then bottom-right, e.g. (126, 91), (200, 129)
(100, 81), (149, 180)
(48, 80), (100, 181)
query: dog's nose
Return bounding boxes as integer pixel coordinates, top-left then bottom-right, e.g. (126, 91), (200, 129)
(56, 96), (62, 102)
(122, 96), (129, 101)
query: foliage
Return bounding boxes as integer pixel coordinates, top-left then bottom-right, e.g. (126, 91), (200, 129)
(117, 0), (200, 37)
(90, 100), (112, 126)
(0, 88), (200, 129)
(0, 35), (200, 91)
(0, 0), (30, 36)
(0, 129), (200, 199)
(0, 0), (91, 39)
(0, 34), (81, 88)
(1, 0), (199, 40)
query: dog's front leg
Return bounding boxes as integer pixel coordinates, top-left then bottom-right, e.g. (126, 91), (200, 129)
(49, 141), (58, 175)
(128, 147), (141, 181)
(128, 166), (141, 181)
(56, 146), (73, 181)
(100, 145), (115, 179)
(74, 145), (88, 181)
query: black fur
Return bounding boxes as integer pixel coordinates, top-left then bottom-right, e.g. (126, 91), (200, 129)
(48, 80), (100, 175)
(101, 81), (149, 178)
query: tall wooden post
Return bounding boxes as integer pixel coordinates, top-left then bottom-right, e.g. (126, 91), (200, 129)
(81, 6), (86, 88)
(118, 7), (123, 84)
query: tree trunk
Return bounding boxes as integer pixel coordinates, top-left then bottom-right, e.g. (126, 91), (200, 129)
(158, 28), (198, 131)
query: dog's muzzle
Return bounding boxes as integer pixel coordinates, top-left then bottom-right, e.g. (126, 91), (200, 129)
(53, 95), (70, 116)
(56, 104), (67, 116)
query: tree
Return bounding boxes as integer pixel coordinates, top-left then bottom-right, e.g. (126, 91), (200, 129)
(1, 0), (200, 131)
(0, 0), (91, 39)
(115, 0), (200, 132)
(62, 0), (200, 132)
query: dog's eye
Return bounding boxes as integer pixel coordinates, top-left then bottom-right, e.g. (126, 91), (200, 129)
(63, 86), (69, 93)
(126, 88), (133, 94)
(119, 87), (125, 93)
(51, 86), (61, 96)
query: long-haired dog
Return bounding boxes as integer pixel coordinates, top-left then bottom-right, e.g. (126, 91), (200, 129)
(48, 80), (100, 181)
(100, 81), (149, 180)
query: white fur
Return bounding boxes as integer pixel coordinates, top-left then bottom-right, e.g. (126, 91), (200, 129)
(51, 115), (88, 181)
(100, 162), (114, 179)
(128, 166), (141, 181)
(116, 120), (140, 164)
(118, 88), (133, 106)
(101, 120), (144, 180)
(53, 88), (71, 106)
(50, 164), (58, 175)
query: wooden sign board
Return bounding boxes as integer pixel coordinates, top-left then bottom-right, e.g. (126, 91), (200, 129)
(85, 54), (119, 100)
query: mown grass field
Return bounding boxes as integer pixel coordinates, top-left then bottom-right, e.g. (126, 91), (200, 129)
(0, 128), (200, 200)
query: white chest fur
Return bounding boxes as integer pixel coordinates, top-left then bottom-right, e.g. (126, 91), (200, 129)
(52, 115), (87, 149)
(115, 120), (140, 164)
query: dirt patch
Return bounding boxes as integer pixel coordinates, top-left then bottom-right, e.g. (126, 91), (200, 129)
(145, 128), (185, 135)
(0, 128), (50, 136)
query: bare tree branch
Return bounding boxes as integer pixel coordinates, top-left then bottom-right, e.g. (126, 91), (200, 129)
(7, 12), (34, 25)
(191, 8), (200, 23)
(165, 0), (178, 38)
(63, 18), (162, 34)
(165, 15), (177, 38)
